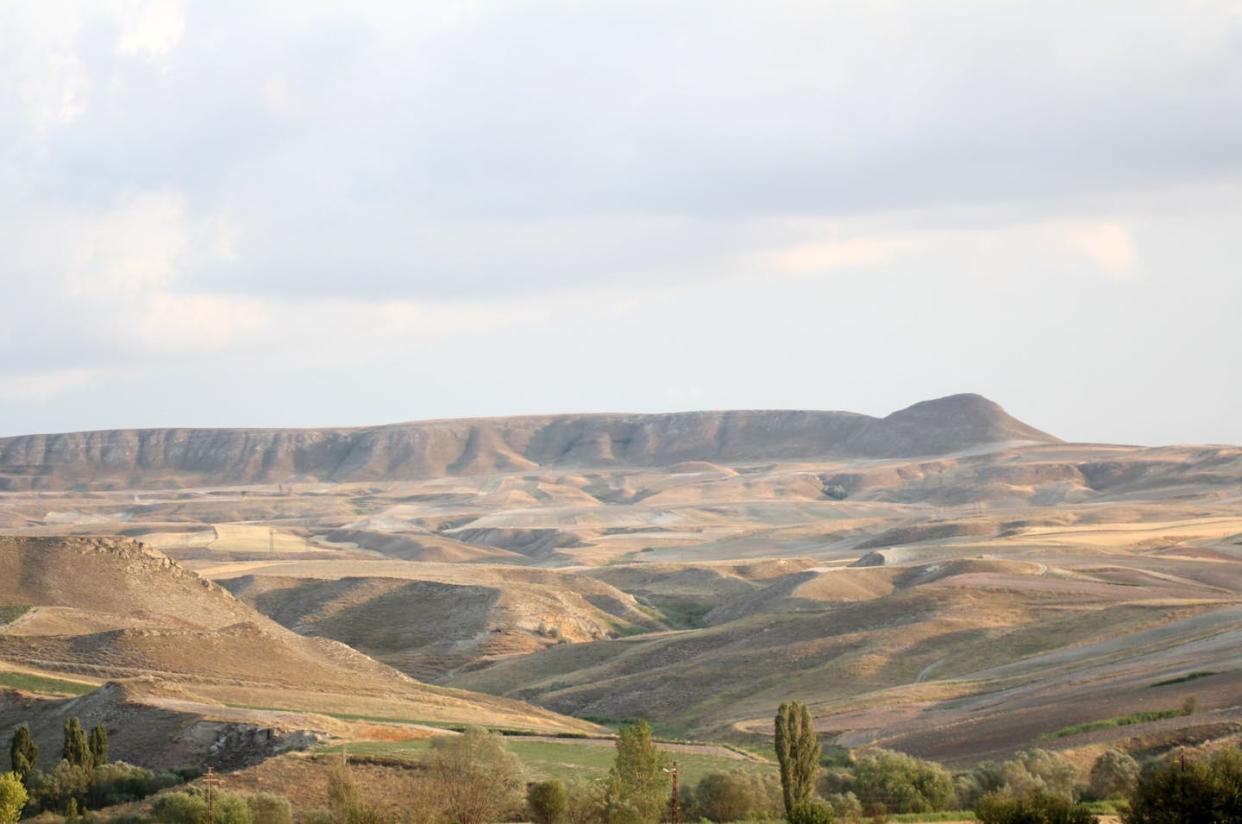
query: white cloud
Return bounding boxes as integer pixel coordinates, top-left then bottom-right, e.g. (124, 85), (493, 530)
(0, 368), (106, 403)
(110, 0), (185, 58)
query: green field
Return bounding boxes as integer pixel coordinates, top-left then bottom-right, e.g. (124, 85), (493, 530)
(0, 670), (96, 696)
(320, 737), (772, 786)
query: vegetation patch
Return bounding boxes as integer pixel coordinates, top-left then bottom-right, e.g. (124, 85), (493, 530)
(0, 671), (96, 696)
(1042, 704), (1195, 740)
(0, 605), (29, 624)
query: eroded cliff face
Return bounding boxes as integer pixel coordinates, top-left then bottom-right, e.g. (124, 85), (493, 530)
(0, 394), (1057, 490)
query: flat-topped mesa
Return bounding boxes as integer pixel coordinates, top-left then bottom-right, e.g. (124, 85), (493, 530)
(0, 394), (1059, 490)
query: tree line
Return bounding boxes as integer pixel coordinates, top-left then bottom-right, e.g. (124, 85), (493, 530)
(4, 703), (1239, 823)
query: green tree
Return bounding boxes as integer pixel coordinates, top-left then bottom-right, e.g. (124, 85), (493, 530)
(62, 718), (92, 770)
(88, 724), (109, 767)
(603, 721), (670, 824)
(424, 728), (525, 824)
(852, 749), (956, 815)
(775, 701), (821, 817)
(1088, 749), (1139, 800)
(529, 779), (569, 824)
(976, 791), (1097, 824)
(1123, 747), (1242, 824)
(8, 725), (38, 782)
(787, 799), (833, 824)
(0, 772), (27, 824)
(998, 750), (1079, 802)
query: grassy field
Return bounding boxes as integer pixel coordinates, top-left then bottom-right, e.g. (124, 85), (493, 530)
(319, 737), (773, 785)
(0, 670), (96, 696)
(0, 606), (30, 624)
(1044, 706), (1194, 739)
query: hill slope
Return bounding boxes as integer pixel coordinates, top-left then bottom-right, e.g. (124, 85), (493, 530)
(0, 394), (1057, 490)
(0, 536), (596, 734)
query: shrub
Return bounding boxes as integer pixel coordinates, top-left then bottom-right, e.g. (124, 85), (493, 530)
(976, 791), (1097, 824)
(853, 750), (957, 814)
(213, 792), (255, 824)
(563, 780), (607, 824)
(1087, 750), (1139, 801)
(247, 793), (293, 824)
(824, 791), (862, 821)
(0, 772), (28, 824)
(691, 771), (781, 822)
(529, 779), (569, 824)
(151, 791), (208, 824)
(27, 760), (92, 813)
(787, 799), (834, 824)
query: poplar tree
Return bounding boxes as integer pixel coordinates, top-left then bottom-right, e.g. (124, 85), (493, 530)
(62, 718), (92, 770)
(8, 726), (37, 782)
(89, 724), (109, 766)
(774, 701), (820, 816)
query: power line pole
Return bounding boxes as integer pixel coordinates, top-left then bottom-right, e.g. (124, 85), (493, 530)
(665, 761), (681, 824)
(202, 767), (222, 824)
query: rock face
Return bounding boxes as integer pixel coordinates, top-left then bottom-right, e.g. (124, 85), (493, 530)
(0, 394), (1057, 490)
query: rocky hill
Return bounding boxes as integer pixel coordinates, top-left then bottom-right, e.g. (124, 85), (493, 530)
(0, 394), (1056, 490)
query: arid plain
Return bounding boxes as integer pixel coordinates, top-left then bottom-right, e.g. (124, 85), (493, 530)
(2, 393), (1240, 778)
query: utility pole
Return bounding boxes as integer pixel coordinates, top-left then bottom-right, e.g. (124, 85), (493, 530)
(664, 761), (681, 824)
(202, 767), (223, 824)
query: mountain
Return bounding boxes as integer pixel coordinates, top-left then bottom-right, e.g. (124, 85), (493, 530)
(0, 394), (1057, 490)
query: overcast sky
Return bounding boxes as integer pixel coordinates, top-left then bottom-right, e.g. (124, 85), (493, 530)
(1, 1), (1240, 444)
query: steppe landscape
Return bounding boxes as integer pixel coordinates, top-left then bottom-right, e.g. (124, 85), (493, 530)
(1, 393), (1239, 798)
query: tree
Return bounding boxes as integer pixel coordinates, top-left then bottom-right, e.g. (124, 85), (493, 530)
(529, 779), (569, 824)
(8, 725), (38, 782)
(1123, 747), (1242, 824)
(424, 728), (525, 824)
(603, 721), (670, 824)
(62, 718), (92, 770)
(1088, 749), (1139, 800)
(998, 750), (1079, 802)
(0, 772), (27, 824)
(852, 749), (956, 815)
(787, 800), (834, 824)
(775, 701), (821, 816)
(88, 724), (109, 767)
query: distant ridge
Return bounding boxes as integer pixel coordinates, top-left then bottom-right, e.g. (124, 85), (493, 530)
(0, 394), (1057, 490)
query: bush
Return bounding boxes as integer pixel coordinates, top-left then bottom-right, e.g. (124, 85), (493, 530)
(853, 750), (957, 814)
(1087, 750), (1139, 801)
(529, 780), (569, 824)
(976, 791), (1096, 824)
(691, 771), (782, 822)
(86, 762), (179, 809)
(824, 791), (862, 821)
(213, 792), (255, 824)
(27, 760), (92, 813)
(247, 793), (293, 824)
(788, 799), (834, 824)
(1122, 747), (1242, 823)
(151, 791), (208, 824)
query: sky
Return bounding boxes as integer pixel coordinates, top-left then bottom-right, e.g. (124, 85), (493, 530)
(1, 0), (1241, 445)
